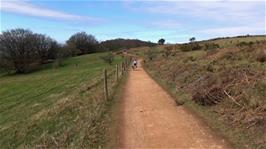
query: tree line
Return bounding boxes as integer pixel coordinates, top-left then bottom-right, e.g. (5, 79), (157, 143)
(0, 28), (155, 73)
(101, 38), (156, 51)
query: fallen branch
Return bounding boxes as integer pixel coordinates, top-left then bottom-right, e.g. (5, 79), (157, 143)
(223, 90), (243, 107)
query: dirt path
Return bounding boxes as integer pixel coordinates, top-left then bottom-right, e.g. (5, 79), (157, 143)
(119, 62), (233, 149)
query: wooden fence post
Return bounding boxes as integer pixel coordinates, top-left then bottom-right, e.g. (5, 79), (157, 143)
(116, 64), (118, 82)
(124, 61), (126, 70)
(124, 61), (126, 71)
(121, 62), (124, 76)
(126, 60), (128, 69)
(103, 69), (108, 100)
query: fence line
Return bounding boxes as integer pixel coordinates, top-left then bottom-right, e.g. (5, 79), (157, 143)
(103, 58), (131, 100)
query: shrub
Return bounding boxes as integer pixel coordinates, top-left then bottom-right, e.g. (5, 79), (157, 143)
(179, 44), (191, 51)
(204, 43), (220, 50)
(179, 43), (202, 51)
(256, 50), (266, 63)
(192, 86), (225, 106)
(236, 41), (254, 48)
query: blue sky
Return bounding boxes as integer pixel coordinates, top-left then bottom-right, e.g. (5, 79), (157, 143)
(0, 0), (265, 43)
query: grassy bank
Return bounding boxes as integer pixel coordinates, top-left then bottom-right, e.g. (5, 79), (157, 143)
(0, 53), (127, 148)
(104, 70), (129, 149)
(131, 36), (266, 149)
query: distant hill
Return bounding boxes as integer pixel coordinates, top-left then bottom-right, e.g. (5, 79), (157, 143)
(101, 38), (156, 51)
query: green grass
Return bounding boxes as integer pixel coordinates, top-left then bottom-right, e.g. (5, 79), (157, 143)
(0, 53), (124, 148)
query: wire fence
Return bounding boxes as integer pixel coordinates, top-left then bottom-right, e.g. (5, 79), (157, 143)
(33, 57), (132, 148)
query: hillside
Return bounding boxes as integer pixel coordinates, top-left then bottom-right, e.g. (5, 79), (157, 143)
(0, 53), (124, 148)
(101, 38), (156, 51)
(199, 35), (266, 47)
(130, 36), (266, 149)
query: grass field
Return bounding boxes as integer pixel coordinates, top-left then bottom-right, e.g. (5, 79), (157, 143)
(0, 53), (124, 148)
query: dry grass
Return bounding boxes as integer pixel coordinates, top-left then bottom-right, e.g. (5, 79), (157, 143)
(135, 38), (266, 149)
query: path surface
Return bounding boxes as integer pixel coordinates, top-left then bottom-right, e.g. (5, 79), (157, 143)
(119, 62), (233, 149)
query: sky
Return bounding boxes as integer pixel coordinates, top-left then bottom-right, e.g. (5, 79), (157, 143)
(0, 0), (265, 43)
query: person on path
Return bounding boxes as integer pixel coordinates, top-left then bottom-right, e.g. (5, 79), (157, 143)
(132, 59), (137, 70)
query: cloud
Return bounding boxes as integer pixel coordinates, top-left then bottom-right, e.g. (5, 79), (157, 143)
(149, 20), (182, 29)
(127, 1), (265, 25)
(0, 0), (102, 23)
(198, 23), (266, 36)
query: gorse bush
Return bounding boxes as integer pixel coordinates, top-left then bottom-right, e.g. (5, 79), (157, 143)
(256, 50), (266, 63)
(236, 41), (254, 48)
(204, 43), (220, 50)
(179, 43), (202, 51)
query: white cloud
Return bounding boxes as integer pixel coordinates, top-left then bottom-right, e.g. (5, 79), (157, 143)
(128, 1), (265, 25)
(198, 23), (266, 36)
(149, 20), (182, 29)
(0, 0), (102, 22)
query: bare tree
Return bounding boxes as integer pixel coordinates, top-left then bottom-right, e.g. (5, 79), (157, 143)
(0, 28), (57, 73)
(66, 32), (99, 55)
(34, 34), (58, 63)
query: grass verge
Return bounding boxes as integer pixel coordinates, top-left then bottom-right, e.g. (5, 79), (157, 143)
(103, 71), (129, 149)
(143, 62), (251, 149)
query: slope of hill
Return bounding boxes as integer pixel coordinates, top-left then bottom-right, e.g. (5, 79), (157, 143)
(101, 38), (156, 51)
(131, 36), (266, 149)
(0, 53), (124, 148)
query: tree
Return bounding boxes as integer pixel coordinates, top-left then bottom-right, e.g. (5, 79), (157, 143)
(66, 32), (99, 55)
(100, 38), (156, 51)
(53, 45), (69, 68)
(34, 34), (59, 63)
(158, 38), (165, 45)
(189, 37), (196, 42)
(0, 28), (57, 73)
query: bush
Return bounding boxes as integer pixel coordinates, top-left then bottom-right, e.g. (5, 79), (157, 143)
(192, 86), (225, 106)
(204, 43), (220, 50)
(256, 50), (266, 63)
(100, 53), (114, 65)
(236, 41), (254, 48)
(179, 43), (202, 51)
